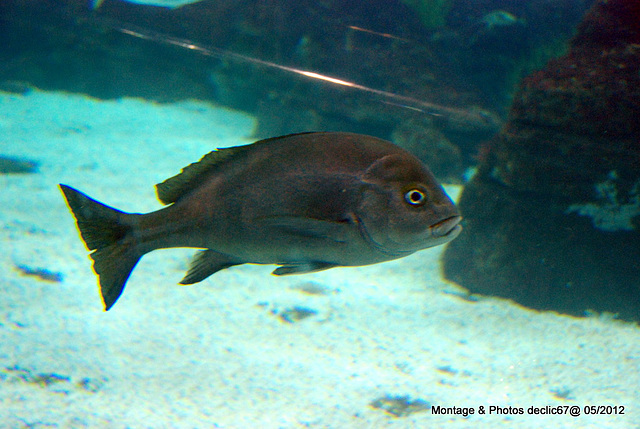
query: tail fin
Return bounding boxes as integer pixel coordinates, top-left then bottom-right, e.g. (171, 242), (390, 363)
(59, 184), (141, 310)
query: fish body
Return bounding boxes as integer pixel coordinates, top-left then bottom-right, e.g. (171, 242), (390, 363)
(60, 132), (461, 310)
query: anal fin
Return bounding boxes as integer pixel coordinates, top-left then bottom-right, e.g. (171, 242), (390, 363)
(179, 250), (241, 285)
(272, 262), (338, 276)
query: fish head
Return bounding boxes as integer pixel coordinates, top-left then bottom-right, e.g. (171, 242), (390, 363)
(357, 153), (462, 256)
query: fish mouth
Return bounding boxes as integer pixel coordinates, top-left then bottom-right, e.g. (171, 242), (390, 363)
(431, 215), (462, 240)
(357, 214), (462, 256)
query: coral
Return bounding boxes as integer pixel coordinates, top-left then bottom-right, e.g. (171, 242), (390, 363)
(566, 172), (640, 232)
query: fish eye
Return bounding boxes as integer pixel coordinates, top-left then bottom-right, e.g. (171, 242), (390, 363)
(404, 188), (426, 206)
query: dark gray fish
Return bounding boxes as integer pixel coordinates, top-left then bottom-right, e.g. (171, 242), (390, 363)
(60, 132), (461, 310)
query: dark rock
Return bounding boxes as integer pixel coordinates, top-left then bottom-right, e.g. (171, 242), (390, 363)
(0, 80), (33, 95)
(0, 156), (39, 174)
(392, 117), (464, 183)
(442, 0), (640, 320)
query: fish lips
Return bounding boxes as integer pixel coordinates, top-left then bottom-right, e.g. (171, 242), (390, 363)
(428, 215), (462, 247)
(393, 214), (463, 251)
(388, 215), (462, 252)
(358, 213), (462, 256)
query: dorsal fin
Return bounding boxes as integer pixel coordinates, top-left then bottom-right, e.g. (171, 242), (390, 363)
(155, 145), (249, 205)
(155, 132), (321, 205)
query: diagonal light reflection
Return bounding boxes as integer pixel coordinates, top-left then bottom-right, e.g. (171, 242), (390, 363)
(115, 24), (443, 117)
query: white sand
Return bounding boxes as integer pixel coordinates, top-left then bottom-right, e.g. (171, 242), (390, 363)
(0, 90), (638, 428)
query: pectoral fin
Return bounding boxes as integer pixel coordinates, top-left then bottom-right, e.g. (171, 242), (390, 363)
(257, 215), (352, 243)
(179, 250), (242, 285)
(272, 262), (338, 276)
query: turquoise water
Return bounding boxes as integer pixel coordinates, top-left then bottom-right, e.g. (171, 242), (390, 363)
(1, 1), (638, 428)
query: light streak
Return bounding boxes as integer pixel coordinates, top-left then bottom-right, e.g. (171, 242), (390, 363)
(346, 25), (412, 43)
(115, 23), (444, 116)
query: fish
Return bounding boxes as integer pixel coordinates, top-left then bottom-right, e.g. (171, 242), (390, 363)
(60, 132), (461, 310)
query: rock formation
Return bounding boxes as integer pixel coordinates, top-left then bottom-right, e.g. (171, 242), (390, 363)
(442, 0), (640, 320)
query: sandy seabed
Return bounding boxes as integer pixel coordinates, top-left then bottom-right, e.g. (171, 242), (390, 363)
(0, 90), (638, 429)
